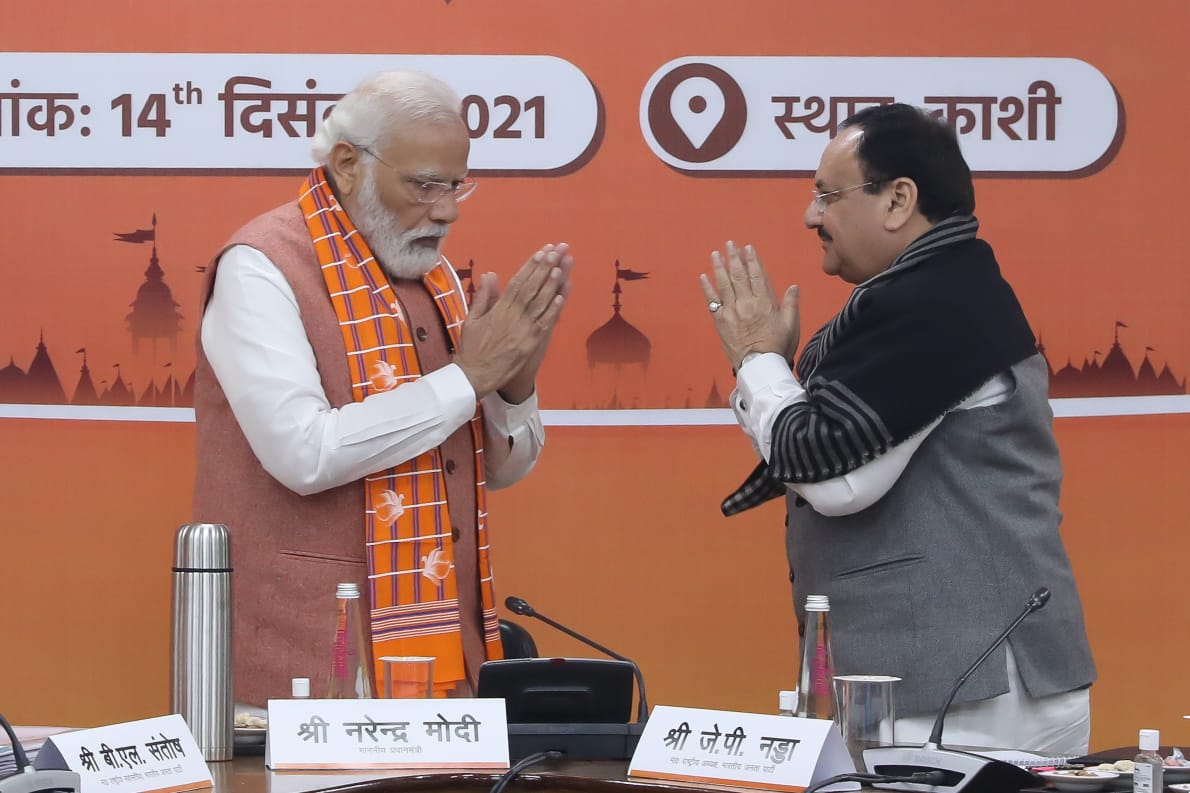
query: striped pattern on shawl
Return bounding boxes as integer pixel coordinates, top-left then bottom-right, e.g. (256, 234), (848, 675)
(723, 216), (1039, 515)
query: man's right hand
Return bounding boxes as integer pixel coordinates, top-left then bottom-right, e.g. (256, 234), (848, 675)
(454, 244), (573, 400)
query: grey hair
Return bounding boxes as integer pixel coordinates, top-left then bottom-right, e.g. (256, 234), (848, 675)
(311, 70), (464, 164)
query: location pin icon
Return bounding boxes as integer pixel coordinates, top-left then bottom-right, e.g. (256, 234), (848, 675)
(669, 76), (727, 150)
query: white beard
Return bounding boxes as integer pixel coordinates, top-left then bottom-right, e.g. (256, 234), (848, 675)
(352, 170), (449, 280)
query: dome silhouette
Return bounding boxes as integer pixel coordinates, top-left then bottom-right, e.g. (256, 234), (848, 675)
(126, 250), (183, 352)
(587, 307), (651, 369)
(585, 263), (652, 371)
(0, 356), (28, 402)
(124, 215), (183, 356)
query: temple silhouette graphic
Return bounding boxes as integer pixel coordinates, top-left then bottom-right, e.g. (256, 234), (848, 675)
(585, 261), (652, 409)
(0, 215), (194, 408)
(125, 215), (184, 361)
(0, 234), (1184, 410)
(1040, 322), (1186, 398)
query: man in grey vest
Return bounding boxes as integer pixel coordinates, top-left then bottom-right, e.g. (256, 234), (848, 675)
(699, 103), (1095, 753)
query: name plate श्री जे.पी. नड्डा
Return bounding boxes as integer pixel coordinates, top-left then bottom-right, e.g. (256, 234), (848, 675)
(628, 705), (857, 792)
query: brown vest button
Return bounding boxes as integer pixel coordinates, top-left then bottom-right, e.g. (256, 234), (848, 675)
(415, 327), (428, 342)
(445, 459), (456, 474)
(451, 526), (461, 542)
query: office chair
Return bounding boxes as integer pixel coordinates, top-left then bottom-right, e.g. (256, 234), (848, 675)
(499, 619), (539, 659)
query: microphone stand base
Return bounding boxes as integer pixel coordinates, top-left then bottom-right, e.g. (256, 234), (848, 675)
(0, 769), (81, 793)
(863, 746), (1039, 793)
(507, 722), (645, 761)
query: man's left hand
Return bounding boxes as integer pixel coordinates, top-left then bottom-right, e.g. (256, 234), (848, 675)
(699, 241), (799, 371)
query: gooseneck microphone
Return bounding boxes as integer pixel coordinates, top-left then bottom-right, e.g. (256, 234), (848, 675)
(926, 587), (1050, 748)
(862, 587), (1055, 793)
(505, 596), (650, 724)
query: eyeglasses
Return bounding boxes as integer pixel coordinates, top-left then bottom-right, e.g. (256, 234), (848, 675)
(354, 145), (478, 204)
(810, 181), (879, 213)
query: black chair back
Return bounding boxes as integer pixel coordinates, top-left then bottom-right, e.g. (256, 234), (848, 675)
(499, 619), (538, 659)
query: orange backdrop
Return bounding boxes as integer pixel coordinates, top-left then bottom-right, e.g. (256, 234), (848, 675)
(1, 0), (1188, 751)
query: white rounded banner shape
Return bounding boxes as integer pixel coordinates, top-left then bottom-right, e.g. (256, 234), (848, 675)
(0, 53), (599, 172)
(640, 56), (1120, 174)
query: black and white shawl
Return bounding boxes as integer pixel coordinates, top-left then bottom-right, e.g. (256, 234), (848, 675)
(721, 216), (1039, 516)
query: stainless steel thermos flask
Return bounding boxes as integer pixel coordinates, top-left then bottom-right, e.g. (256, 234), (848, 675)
(170, 522), (233, 761)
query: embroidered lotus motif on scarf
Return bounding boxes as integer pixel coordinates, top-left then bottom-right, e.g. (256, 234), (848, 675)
(421, 547), (453, 582)
(374, 490), (406, 525)
(370, 360), (401, 392)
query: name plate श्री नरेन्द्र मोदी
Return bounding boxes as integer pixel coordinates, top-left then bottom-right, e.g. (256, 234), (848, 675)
(265, 698), (509, 771)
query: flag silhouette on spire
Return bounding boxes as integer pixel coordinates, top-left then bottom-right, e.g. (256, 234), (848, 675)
(114, 214), (157, 244)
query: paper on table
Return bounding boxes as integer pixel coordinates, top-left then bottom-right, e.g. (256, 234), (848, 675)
(2, 726), (77, 745)
(975, 749), (1074, 767)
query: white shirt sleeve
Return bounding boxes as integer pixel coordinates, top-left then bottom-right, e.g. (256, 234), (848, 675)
(201, 244), (544, 496)
(480, 389), (545, 490)
(730, 353), (807, 458)
(731, 353), (1012, 516)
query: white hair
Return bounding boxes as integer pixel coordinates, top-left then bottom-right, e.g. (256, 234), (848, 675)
(311, 70), (464, 164)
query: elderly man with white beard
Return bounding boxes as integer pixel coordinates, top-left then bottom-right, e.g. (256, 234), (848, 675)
(192, 70), (573, 705)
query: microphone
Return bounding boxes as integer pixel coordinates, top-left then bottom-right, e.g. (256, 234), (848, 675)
(861, 587), (1053, 793)
(504, 596), (650, 724)
(0, 713), (79, 793)
(925, 587), (1049, 749)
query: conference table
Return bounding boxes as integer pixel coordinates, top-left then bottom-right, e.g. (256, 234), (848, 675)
(206, 754), (1096, 793)
(207, 755), (704, 793)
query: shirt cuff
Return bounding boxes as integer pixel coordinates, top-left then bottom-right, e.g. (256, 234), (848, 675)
(488, 386), (539, 424)
(733, 352), (805, 461)
(736, 353), (800, 407)
(482, 387), (545, 448)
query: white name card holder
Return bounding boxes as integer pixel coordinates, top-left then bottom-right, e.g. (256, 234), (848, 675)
(33, 714), (212, 793)
(629, 705), (858, 792)
(265, 698), (509, 771)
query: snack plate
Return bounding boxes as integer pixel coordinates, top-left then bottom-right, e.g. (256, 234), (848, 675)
(234, 726), (266, 746)
(1038, 769), (1118, 792)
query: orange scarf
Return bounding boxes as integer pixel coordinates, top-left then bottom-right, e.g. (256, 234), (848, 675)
(298, 168), (502, 693)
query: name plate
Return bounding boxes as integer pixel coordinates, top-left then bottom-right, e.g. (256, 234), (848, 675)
(33, 714), (212, 793)
(265, 698), (509, 770)
(628, 705), (856, 792)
